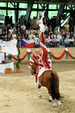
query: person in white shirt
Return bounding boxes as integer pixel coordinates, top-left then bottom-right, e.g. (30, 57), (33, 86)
(9, 26), (13, 34)
(56, 32), (63, 46)
(12, 31), (16, 39)
(34, 33), (40, 48)
(21, 24), (26, 31)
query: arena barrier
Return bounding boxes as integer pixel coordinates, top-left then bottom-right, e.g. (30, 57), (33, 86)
(6, 48), (75, 61)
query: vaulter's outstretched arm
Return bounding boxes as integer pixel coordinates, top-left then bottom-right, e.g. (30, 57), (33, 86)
(40, 32), (50, 68)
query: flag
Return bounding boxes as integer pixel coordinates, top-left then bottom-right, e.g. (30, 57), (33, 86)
(20, 39), (34, 48)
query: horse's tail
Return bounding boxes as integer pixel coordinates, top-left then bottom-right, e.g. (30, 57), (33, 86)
(50, 72), (60, 100)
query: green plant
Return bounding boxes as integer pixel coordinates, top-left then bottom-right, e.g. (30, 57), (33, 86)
(8, 54), (13, 61)
(16, 37), (21, 68)
(16, 61), (20, 68)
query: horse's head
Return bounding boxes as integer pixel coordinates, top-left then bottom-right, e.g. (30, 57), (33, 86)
(31, 62), (38, 74)
(29, 56), (38, 75)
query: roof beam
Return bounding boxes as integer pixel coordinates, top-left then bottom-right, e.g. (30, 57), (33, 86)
(0, 0), (75, 4)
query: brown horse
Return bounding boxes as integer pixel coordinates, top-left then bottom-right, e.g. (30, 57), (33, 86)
(30, 62), (61, 106)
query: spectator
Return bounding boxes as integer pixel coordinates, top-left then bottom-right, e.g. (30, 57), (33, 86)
(7, 31), (12, 41)
(12, 31), (16, 39)
(19, 16), (25, 25)
(45, 34), (52, 47)
(69, 32), (74, 39)
(21, 24), (26, 31)
(54, 26), (59, 36)
(64, 35), (70, 47)
(34, 33), (40, 48)
(57, 32), (63, 46)
(5, 13), (9, 26)
(69, 32), (74, 47)
(0, 31), (7, 41)
(9, 16), (12, 26)
(20, 24), (26, 36)
(35, 17), (39, 30)
(9, 26), (13, 34)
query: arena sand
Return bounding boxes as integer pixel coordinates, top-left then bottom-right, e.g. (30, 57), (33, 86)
(0, 62), (75, 113)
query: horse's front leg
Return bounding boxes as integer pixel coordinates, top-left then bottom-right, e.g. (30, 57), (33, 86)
(38, 84), (41, 97)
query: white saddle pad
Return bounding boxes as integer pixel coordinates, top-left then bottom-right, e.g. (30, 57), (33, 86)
(38, 67), (52, 78)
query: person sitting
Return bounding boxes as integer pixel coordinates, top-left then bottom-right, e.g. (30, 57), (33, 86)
(64, 35), (70, 47)
(12, 31), (16, 39)
(20, 24), (26, 36)
(0, 31), (7, 41)
(34, 33), (40, 48)
(69, 32), (74, 47)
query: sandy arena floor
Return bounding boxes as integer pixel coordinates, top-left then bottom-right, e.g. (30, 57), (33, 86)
(0, 62), (75, 113)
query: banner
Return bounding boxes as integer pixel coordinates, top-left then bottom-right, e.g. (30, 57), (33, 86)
(0, 39), (18, 55)
(0, 62), (14, 73)
(0, 53), (4, 63)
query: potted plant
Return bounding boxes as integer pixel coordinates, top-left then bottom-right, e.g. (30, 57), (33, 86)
(16, 61), (21, 72)
(5, 68), (12, 74)
(5, 54), (13, 74)
(16, 37), (21, 72)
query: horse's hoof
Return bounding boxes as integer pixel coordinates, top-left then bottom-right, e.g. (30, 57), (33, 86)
(53, 102), (57, 107)
(39, 94), (41, 97)
(58, 100), (61, 106)
(38, 93), (41, 97)
(49, 99), (52, 102)
(49, 96), (52, 102)
(38, 93), (41, 98)
(39, 95), (41, 98)
(53, 101), (57, 107)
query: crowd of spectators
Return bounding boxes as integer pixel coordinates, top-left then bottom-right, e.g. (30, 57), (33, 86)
(0, 14), (75, 48)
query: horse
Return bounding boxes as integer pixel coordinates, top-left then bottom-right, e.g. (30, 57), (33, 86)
(30, 61), (61, 107)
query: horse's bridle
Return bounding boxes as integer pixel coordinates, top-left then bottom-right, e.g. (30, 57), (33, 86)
(31, 62), (38, 74)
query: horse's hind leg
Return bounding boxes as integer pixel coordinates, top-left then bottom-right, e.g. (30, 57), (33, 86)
(56, 82), (61, 105)
(49, 94), (52, 102)
(58, 100), (61, 105)
(47, 84), (52, 102)
(56, 92), (61, 105)
(48, 90), (52, 102)
(38, 84), (41, 97)
(48, 88), (56, 106)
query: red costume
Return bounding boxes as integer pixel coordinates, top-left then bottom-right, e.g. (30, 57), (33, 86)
(30, 32), (52, 82)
